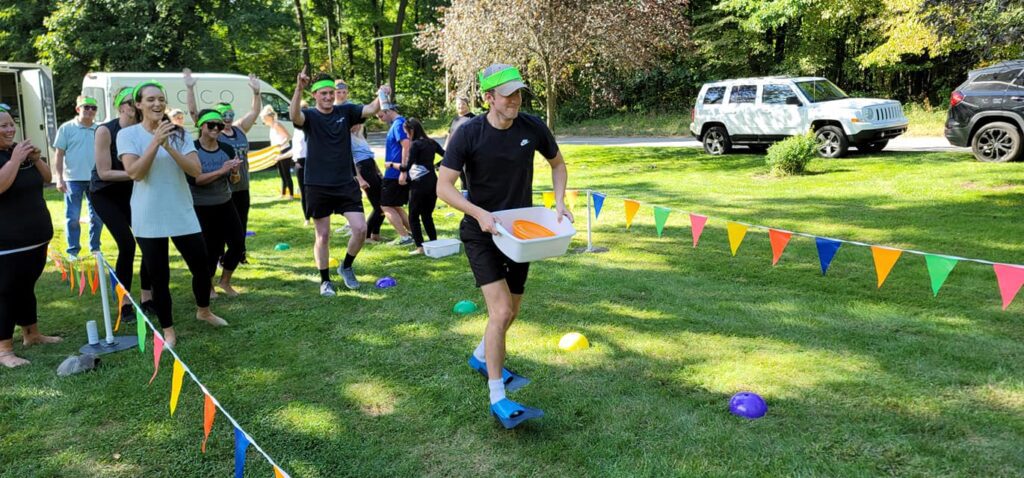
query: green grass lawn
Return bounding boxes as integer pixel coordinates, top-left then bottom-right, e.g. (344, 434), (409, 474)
(3, 146), (1024, 477)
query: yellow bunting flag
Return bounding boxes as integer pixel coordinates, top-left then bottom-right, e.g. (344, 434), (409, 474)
(542, 191), (555, 209)
(170, 359), (185, 416)
(114, 284), (127, 332)
(274, 465), (289, 478)
(202, 393), (216, 453)
(871, 246), (903, 288)
(68, 262), (75, 291)
(566, 190), (579, 211)
(726, 222), (749, 256)
(86, 264), (96, 295)
(624, 200), (640, 229)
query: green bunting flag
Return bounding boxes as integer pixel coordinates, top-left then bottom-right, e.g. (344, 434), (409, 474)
(136, 310), (147, 353)
(924, 254), (958, 297)
(654, 207), (671, 237)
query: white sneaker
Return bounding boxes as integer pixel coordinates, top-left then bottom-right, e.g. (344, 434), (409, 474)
(320, 281), (337, 297)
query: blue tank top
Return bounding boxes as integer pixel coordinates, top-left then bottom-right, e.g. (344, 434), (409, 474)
(219, 126), (250, 191)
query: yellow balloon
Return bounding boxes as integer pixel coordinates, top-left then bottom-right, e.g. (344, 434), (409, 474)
(558, 332), (590, 351)
(328, 258), (340, 268)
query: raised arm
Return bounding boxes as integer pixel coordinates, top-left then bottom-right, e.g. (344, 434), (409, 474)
(183, 68), (200, 124)
(361, 84), (388, 118)
(236, 74), (262, 133)
(290, 67), (309, 127)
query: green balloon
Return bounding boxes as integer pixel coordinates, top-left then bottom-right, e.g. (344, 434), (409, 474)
(274, 243), (291, 251)
(453, 300), (478, 315)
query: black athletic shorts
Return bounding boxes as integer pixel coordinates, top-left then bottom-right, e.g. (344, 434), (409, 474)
(380, 178), (408, 207)
(304, 183), (364, 219)
(460, 218), (530, 294)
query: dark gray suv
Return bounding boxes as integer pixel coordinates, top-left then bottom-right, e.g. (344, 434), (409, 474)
(945, 60), (1024, 162)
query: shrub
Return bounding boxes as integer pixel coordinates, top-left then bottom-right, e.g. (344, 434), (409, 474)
(766, 132), (817, 176)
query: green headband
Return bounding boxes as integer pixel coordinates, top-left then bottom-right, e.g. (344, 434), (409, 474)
(78, 97), (98, 107)
(133, 80), (165, 101)
(310, 79), (335, 92)
(479, 67), (523, 92)
(113, 88), (133, 108)
(196, 111), (224, 128)
(214, 104), (233, 115)
(0, 103), (10, 113)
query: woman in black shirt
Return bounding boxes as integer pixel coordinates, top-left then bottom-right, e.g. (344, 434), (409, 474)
(0, 104), (62, 368)
(401, 118), (444, 255)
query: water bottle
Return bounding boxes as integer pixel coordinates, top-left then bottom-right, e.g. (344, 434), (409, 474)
(378, 86), (393, 110)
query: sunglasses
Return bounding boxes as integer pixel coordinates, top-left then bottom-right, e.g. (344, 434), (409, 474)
(221, 112), (235, 121)
(81, 105), (98, 111)
(205, 122), (226, 131)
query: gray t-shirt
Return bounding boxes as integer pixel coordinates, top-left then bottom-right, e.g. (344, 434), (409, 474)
(116, 124), (201, 238)
(219, 126), (249, 192)
(188, 141), (236, 206)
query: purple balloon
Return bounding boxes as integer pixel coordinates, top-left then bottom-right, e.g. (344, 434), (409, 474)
(375, 276), (397, 289)
(729, 392), (767, 419)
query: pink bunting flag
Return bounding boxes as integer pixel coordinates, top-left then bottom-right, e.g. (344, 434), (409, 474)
(149, 334), (165, 385)
(689, 214), (708, 248)
(993, 263), (1024, 310)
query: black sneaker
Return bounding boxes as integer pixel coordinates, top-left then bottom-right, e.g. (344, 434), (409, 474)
(120, 304), (136, 324)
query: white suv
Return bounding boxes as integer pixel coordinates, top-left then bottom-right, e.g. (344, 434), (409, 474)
(690, 77), (909, 158)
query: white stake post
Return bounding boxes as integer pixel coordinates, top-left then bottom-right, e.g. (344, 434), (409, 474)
(94, 251), (115, 345)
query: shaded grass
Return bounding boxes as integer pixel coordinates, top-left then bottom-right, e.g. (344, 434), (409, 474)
(1, 146), (1023, 477)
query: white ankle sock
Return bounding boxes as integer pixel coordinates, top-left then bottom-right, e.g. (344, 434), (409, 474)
(473, 338), (486, 362)
(488, 379), (506, 404)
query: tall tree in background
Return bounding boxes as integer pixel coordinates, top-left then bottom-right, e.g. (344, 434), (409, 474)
(293, 0), (312, 70)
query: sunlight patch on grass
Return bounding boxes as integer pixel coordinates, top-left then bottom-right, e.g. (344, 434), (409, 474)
(235, 368), (283, 387)
(390, 322), (442, 340)
(273, 402), (342, 438)
(45, 449), (140, 477)
(969, 383), (1024, 414)
(1, 384), (63, 401)
(342, 380), (400, 417)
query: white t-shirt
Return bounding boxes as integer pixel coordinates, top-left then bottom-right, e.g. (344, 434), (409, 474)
(292, 128), (307, 159)
(269, 122), (289, 147)
(117, 124), (201, 238)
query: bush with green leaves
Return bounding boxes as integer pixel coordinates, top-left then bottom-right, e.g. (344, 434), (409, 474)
(766, 132), (817, 176)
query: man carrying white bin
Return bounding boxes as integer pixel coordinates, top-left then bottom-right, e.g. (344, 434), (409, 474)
(437, 63), (571, 429)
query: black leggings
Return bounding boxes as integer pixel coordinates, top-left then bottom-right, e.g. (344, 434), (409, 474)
(195, 201), (244, 278)
(136, 233), (209, 329)
(88, 186), (150, 293)
(296, 158), (309, 220)
(231, 189), (250, 256)
(0, 244), (47, 341)
(277, 158), (294, 196)
(356, 160), (384, 237)
(408, 177), (438, 247)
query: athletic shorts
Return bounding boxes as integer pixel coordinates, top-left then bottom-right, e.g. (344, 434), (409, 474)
(304, 183), (364, 219)
(460, 218), (530, 294)
(380, 178), (408, 207)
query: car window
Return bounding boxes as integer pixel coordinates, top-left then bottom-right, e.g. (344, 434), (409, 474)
(261, 93), (291, 121)
(973, 68), (1021, 85)
(762, 84), (798, 105)
(1009, 71), (1024, 92)
(794, 80), (848, 102)
(703, 87), (726, 105)
(728, 85), (757, 104)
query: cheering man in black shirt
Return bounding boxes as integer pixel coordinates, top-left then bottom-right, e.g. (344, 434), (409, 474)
(438, 64), (571, 429)
(289, 67), (386, 296)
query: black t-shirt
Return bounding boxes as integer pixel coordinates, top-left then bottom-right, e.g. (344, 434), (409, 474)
(441, 113), (558, 229)
(448, 112), (475, 137)
(0, 145), (54, 249)
(407, 138), (445, 181)
(90, 118), (132, 194)
(301, 104), (366, 187)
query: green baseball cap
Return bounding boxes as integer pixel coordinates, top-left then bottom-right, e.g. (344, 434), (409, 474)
(77, 96), (98, 107)
(478, 64), (529, 96)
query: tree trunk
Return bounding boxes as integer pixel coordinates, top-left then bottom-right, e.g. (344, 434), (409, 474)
(542, 60), (556, 131)
(370, 0), (384, 86)
(293, 0), (311, 71)
(347, 35), (356, 78)
(388, 0), (411, 99)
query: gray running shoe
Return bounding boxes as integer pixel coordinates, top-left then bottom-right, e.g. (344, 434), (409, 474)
(338, 266), (360, 289)
(397, 236), (415, 246)
(320, 281), (337, 297)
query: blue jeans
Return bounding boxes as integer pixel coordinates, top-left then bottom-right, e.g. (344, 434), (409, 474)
(64, 180), (103, 256)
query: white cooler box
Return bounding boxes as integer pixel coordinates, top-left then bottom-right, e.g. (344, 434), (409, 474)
(492, 207), (576, 263)
(423, 238), (462, 258)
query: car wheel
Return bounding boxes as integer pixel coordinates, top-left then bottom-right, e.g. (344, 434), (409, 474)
(857, 140), (888, 153)
(703, 126), (732, 155)
(815, 126), (849, 158)
(972, 122), (1022, 163)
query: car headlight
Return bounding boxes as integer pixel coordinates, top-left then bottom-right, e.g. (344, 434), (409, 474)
(861, 108), (875, 121)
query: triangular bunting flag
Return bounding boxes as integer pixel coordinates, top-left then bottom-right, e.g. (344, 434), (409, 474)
(815, 238), (842, 275)
(924, 254), (958, 297)
(542, 191), (555, 209)
(91, 267), (99, 294)
(726, 222), (749, 256)
(170, 359), (185, 416)
(61, 264), (67, 281)
(768, 229), (792, 266)
(274, 466), (289, 478)
(149, 335), (165, 385)
(78, 268), (86, 296)
(202, 393), (216, 453)
(68, 262), (74, 290)
(871, 246), (903, 288)
(654, 207), (671, 237)
(690, 214), (708, 248)
(114, 284), (127, 332)
(566, 190), (579, 211)
(624, 200), (640, 229)
(993, 263), (1024, 310)
(136, 311), (147, 353)
(592, 192), (605, 220)
(234, 427), (250, 478)
(87, 264), (97, 295)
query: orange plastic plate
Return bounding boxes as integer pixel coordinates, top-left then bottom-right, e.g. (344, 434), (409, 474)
(511, 220), (556, 240)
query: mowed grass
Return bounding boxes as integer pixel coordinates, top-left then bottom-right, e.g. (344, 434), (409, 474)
(2, 146), (1024, 477)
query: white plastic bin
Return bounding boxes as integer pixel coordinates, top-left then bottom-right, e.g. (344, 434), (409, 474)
(423, 238), (462, 258)
(491, 207), (576, 263)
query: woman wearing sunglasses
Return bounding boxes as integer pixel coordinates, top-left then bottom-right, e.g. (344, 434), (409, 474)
(183, 68), (261, 264)
(89, 86), (153, 322)
(188, 109), (244, 297)
(0, 103), (62, 367)
(118, 81), (228, 347)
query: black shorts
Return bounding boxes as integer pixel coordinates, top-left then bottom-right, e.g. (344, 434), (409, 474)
(304, 183), (365, 219)
(381, 178), (408, 207)
(460, 218), (530, 294)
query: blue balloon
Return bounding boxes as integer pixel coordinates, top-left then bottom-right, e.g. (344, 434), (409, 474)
(729, 392), (767, 419)
(375, 276), (397, 289)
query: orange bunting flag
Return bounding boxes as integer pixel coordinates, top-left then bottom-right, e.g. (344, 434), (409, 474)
(61, 266), (67, 281)
(624, 200), (640, 229)
(114, 284), (127, 332)
(768, 229), (793, 265)
(202, 393), (216, 453)
(78, 268), (86, 296)
(274, 465), (289, 478)
(170, 359), (185, 416)
(90, 266), (99, 294)
(870, 246), (903, 288)
(542, 191), (555, 209)
(566, 190), (579, 211)
(149, 334), (165, 385)
(86, 264), (96, 295)
(726, 222), (749, 256)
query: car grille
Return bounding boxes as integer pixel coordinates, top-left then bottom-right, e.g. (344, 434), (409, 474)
(870, 104), (904, 122)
